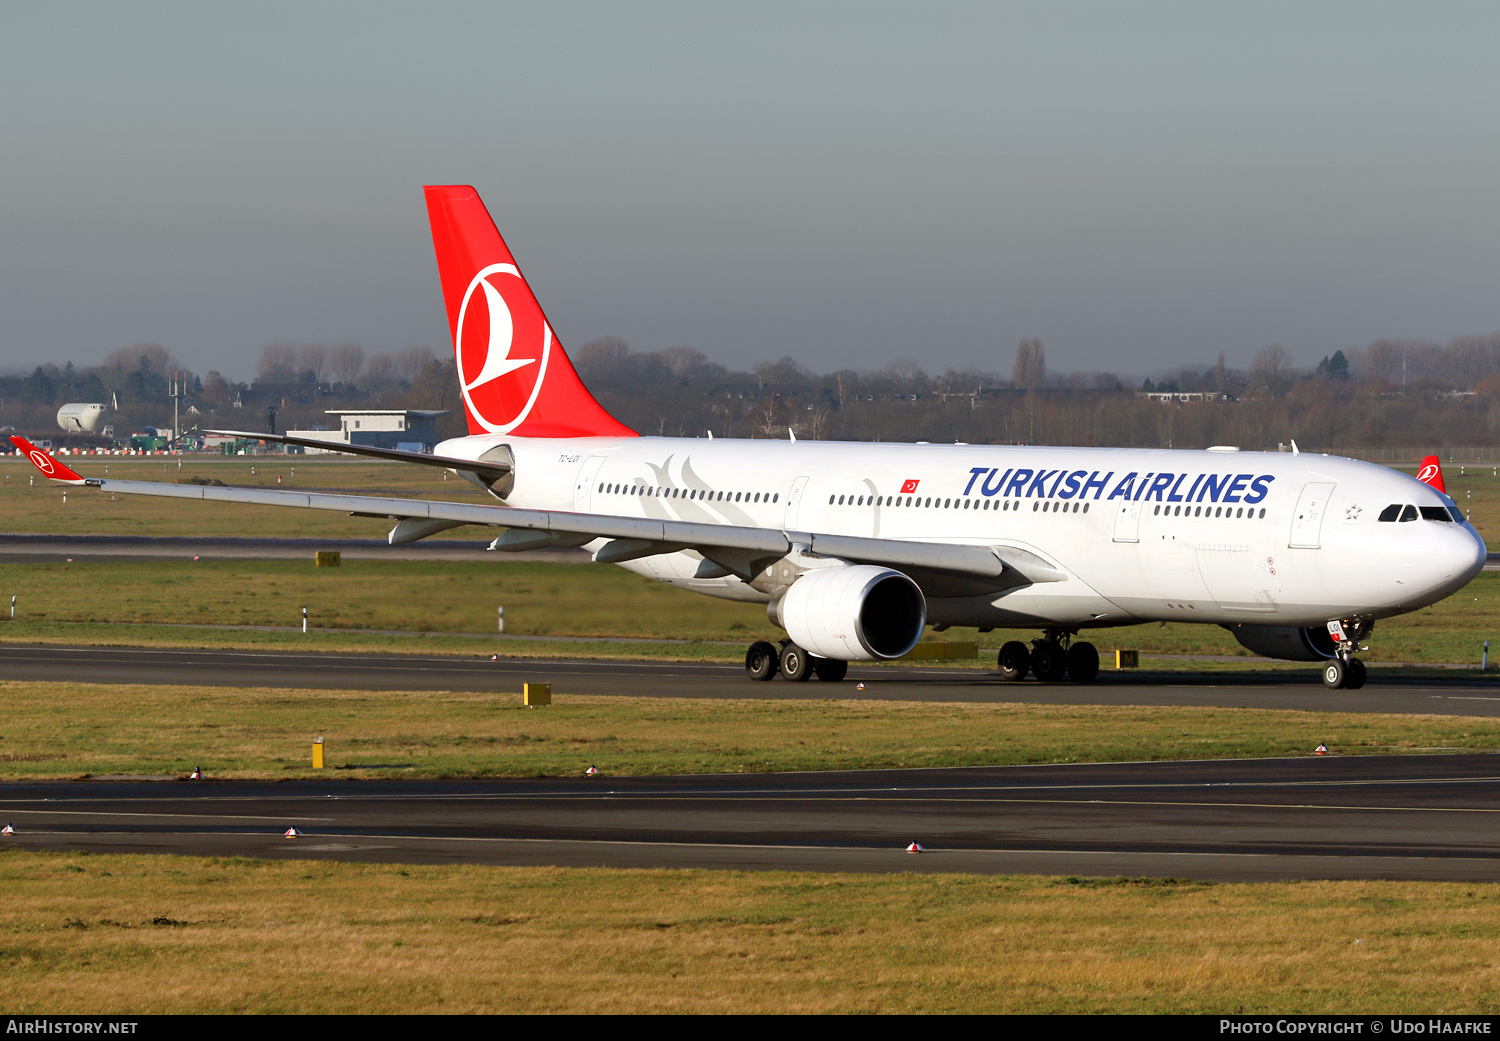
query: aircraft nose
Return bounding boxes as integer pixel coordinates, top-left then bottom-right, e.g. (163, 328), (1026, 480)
(1437, 524), (1487, 584)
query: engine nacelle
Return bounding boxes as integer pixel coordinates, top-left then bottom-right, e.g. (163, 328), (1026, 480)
(1223, 623), (1337, 662)
(771, 565), (926, 661)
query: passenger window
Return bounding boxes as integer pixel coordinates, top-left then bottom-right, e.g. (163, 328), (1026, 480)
(1378, 504), (1401, 522)
(1399, 505), (1417, 522)
(1419, 506), (1452, 522)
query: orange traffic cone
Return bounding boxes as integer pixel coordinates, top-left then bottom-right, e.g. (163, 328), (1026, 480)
(856, 682), (866, 690)
(1315, 743), (1329, 756)
(189, 767), (203, 780)
(906, 842), (923, 853)
(1, 824), (14, 835)
(585, 765), (600, 776)
(284, 827), (301, 838)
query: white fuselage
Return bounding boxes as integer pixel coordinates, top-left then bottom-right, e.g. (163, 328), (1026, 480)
(438, 434), (1487, 632)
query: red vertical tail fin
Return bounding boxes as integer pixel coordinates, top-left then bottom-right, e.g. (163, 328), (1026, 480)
(423, 185), (636, 439)
(1416, 455), (1446, 493)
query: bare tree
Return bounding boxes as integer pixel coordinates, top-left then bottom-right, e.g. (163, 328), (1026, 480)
(1249, 344), (1295, 397)
(327, 342), (365, 385)
(1013, 339), (1046, 389)
(296, 343), (328, 383)
(102, 343), (182, 379)
(754, 397), (785, 438)
(411, 358), (462, 411)
(806, 404), (831, 440)
(362, 353), (396, 389)
(200, 371), (231, 408)
(575, 336), (633, 382)
(392, 346), (436, 384)
(257, 343), (299, 383)
(657, 346), (710, 379)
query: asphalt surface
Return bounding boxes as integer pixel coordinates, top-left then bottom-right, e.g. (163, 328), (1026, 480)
(0, 533), (590, 563)
(4, 643), (1499, 715)
(4, 754), (1500, 881)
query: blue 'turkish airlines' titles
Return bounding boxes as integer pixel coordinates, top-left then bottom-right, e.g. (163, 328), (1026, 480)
(960, 468), (1276, 504)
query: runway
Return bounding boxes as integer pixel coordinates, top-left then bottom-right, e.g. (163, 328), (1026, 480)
(0, 533), (589, 563)
(4, 754), (1500, 881)
(4, 643), (1499, 715)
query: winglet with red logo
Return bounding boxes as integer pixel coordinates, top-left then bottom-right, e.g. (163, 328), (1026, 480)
(9, 437), (87, 484)
(1416, 455), (1446, 493)
(423, 185), (637, 439)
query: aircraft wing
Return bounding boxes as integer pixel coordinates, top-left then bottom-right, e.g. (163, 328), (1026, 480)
(9, 437), (1061, 590)
(204, 429), (513, 481)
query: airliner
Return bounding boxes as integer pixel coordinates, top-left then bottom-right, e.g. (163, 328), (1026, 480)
(13, 185), (1487, 689)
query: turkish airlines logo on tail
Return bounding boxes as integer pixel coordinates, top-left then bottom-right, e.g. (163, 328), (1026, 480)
(900, 479), (920, 494)
(28, 450), (55, 475)
(455, 263), (552, 433)
(1416, 455), (1446, 493)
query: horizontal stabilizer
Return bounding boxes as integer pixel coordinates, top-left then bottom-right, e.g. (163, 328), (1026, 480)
(206, 429), (513, 481)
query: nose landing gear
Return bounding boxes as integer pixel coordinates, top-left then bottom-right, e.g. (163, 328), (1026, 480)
(1322, 657), (1368, 689)
(1321, 618), (1372, 689)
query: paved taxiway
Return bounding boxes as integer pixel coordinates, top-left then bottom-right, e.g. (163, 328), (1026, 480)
(0, 533), (587, 563)
(4, 754), (1499, 881)
(4, 643), (1498, 715)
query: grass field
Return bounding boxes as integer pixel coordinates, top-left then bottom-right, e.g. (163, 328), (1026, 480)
(3, 850), (1498, 1013)
(2, 681), (1496, 780)
(0, 455), (487, 539)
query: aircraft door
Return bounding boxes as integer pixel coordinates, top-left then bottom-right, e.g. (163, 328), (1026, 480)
(1112, 501), (1142, 542)
(784, 476), (810, 528)
(574, 455), (608, 512)
(1289, 482), (1336, 548)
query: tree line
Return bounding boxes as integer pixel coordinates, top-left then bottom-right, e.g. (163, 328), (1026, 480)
(6, 331), (1500, 452)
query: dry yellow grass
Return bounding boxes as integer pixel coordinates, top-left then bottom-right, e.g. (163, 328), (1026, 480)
(2, 850), (1498, 1013)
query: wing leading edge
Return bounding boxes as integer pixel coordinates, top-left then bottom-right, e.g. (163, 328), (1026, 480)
(10, 438), (1062, 591)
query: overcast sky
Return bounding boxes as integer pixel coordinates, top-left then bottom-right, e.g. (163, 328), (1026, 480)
(3, 2), (1498, 381)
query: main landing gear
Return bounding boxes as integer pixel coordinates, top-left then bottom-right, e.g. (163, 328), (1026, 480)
(998, 631), (1099, 684)
(1321, 618), (1371, 690)
(744, 640), (848, 683)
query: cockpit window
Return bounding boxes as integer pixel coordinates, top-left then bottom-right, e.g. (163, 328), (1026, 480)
(1419, 506), (1452, 522)
(1399, 504), (1418, 522)
(1378, 504), (1401, 522)
(1450, 507), (1465, 523)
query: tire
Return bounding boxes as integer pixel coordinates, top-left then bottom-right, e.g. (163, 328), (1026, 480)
(998, 641), (1031, 681)
(745, 641), (779, 681)
(1344, 658), (1366, 690)
(1066, 641), (1100, 683)
(1322, 659), (1347, 689)
(780, 643), (813, 682)
(1032, 641), (1067, 682)
(813, 658), (848, 682)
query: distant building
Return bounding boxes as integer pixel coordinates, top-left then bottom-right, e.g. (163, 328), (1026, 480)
(1135, 392), (1233, 404)
(287, 409), (450, 454)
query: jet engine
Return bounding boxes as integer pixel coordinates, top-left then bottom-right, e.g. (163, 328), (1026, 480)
(770, 564), (925, 661)
(1223, 623), (1337, 662)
